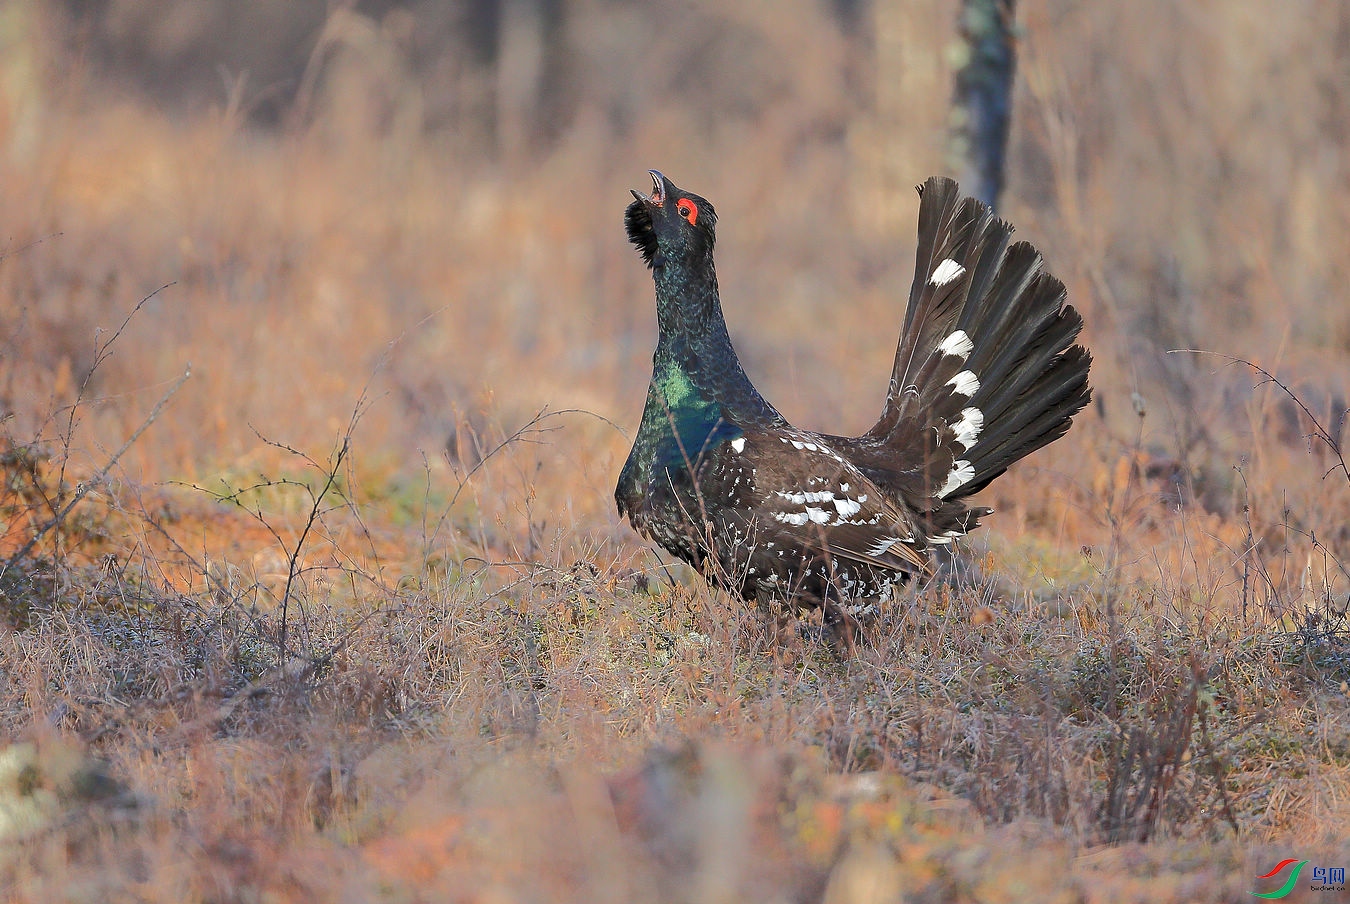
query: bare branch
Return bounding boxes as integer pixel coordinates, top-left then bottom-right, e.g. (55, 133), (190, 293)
(2, 364), (191, 577)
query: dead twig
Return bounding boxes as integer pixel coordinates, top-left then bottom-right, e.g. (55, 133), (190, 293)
(1, 365), (191, 578)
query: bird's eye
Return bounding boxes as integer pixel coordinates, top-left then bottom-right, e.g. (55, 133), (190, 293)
(677, 199), (699, 226)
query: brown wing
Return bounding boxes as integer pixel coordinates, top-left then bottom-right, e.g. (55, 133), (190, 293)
(733, 430), (929, 574)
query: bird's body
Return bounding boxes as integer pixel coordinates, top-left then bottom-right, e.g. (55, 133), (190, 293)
(616, 172), (1091, 633)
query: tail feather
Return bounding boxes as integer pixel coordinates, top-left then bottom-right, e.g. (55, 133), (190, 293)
(853, 176), (1091, 520)
(903, 178), (966, 329)
(957, 243), (1047, 364)
(871, 186), (1013, 441)
(970, 289), (1081, 425)
(955, 345), (1092, 498)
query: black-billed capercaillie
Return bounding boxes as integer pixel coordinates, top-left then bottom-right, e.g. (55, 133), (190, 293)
(615, 171), (1091, 640)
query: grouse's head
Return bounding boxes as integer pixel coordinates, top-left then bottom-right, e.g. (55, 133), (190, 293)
(625, 171), (717, 269)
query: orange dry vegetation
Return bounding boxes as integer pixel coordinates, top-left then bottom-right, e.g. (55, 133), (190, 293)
(1, 2), (1348, 901)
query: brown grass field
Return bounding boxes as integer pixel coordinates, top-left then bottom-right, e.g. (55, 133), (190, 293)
(2, 2), (1349, 900)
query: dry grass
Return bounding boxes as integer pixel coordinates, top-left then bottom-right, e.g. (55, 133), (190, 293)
(1, 1), (1349, 900)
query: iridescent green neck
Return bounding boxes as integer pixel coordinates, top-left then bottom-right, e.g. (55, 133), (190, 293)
(649, 246), (783, 428)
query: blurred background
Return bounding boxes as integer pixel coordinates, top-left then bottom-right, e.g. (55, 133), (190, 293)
(7, 8), (1350, 893)
(1, 0), (1348, 544)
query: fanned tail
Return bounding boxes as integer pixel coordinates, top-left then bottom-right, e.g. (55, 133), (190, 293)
(842, 177), (1091, 538)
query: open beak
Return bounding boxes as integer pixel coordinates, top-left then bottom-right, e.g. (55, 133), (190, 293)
(630, 170), (666, 206)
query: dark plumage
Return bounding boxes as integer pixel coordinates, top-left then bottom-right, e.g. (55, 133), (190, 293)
(615, 171), (1091, 638)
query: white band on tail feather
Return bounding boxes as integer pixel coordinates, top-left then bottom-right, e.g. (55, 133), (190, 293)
(946, 370), (980, 398)
(939, 460), (975, 498)
(952, 406), (983, 451)
(930, 258), (966, 287)
(937, 329), (974, 360)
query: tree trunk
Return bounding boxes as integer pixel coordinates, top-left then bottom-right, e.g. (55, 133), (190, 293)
(948, 0), (1017, 212)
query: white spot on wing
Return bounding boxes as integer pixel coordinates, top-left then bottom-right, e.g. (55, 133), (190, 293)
(776, 489), (837, 505)
(806, 506), (831, 524)
(730, 437), (746, 453)
(930, 258), (966, 287)
(937, 329), (973, 360)
(832, 497), (862, 518)
(867, 537), (902, 556)
(946, 370), (980, 398)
